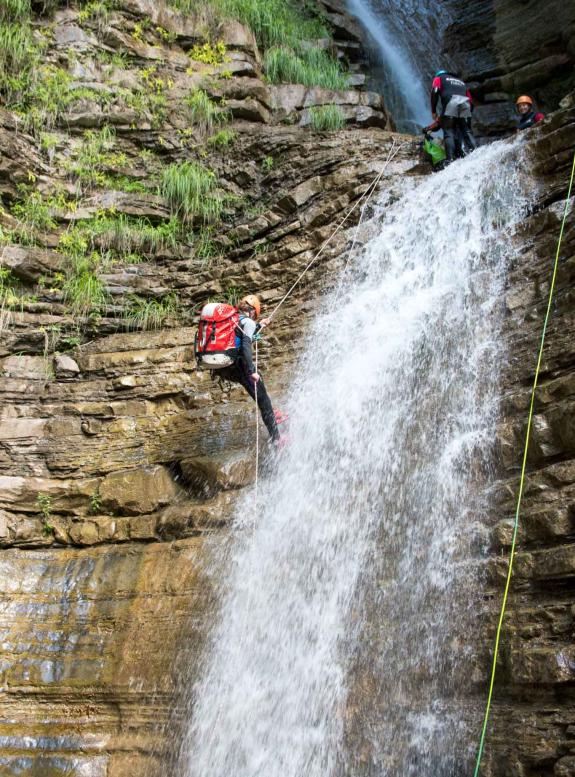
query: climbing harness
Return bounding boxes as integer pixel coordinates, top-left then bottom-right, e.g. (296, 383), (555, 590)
(473, 150), (575, 776)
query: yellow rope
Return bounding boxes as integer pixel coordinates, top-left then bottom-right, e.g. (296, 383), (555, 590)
(473, 150), (575, 776)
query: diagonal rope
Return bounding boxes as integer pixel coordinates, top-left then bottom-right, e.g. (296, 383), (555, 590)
(267, 139), (405, 324)
(473, 149), (575, 776)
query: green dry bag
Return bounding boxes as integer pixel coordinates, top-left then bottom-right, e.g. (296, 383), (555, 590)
(424, 137), (446, 166)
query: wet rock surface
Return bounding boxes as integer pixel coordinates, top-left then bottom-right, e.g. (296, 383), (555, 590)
(480, 108), (575, 775)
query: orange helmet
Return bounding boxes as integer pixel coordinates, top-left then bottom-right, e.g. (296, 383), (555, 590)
(516, 95), (533, 106)
(240, 294), (261, 318)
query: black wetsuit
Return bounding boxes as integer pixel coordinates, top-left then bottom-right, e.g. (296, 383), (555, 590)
(220, 317), (279, 441)
(431, 73), (477, 162)
(517, 109), (544, 130)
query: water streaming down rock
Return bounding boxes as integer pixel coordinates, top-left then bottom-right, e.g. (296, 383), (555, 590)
(176, 140), (530, 777)
(345, 0), (452, 132)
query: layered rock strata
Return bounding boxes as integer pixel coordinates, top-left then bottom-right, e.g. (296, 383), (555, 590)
(0, 1), (412, 773)
(480, 105), (575, 777)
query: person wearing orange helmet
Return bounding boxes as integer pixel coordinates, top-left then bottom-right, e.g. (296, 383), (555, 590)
(219, 294), (281, 442)
(516, 95), (545, 131)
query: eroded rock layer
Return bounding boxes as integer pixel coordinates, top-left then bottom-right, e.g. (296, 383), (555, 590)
(481, 106), (575, 777)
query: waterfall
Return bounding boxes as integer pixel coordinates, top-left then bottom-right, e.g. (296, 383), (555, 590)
(176, 141), (530, 776)
(345, 0), (453, 132)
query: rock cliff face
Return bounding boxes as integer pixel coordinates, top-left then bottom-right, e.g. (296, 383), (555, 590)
(444, 0), (575, 135)
(0, 1), (574, 775)
(482, 105), (575, 777)
(0, 1), (412, 773)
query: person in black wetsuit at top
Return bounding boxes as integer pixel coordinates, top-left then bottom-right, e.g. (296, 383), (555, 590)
(515, 95), (545, 131)
(431, 70), (477, 164)
(219, 294), (281, 443)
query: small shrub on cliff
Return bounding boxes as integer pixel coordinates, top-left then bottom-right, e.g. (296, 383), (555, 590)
(36, 493), (55, 535)
(160, 161), (223, 223)
(189, 41), (228, 65)
(77, 0), (117, 28)
(309, 104), (346, 132)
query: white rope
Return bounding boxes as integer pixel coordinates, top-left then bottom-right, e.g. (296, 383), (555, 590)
(267, 139), (404, 324)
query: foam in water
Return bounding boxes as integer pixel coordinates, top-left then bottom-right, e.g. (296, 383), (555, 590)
(176, 140), (530, 777)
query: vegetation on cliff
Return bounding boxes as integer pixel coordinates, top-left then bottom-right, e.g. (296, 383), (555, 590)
(0, 0), (384, 353)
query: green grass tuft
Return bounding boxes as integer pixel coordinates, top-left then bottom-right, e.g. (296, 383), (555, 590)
(123, 294), (178, 331)
(160, 161), (223, 223)
(0, 23), (35, 95)
(0, 0), (31, 22)
(185, 89), (229, 135)
(65, 126), (145, 192)
(62, 270), (108, 317)
(90, 214), (181, 254)
(309, 104), (346, 132)
(58, 224), (108, 317)
(11, 188), (57, 239)
(264, 46), (348, 89)
(169, 0), (344, 90)
(207, 128), (237, 148)
(212, 0), (326, 50)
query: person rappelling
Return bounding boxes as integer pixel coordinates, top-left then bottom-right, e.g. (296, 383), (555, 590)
(430, 70), (477, 164)
(515, 95), (545, 131)
(195, 294), (286, 445)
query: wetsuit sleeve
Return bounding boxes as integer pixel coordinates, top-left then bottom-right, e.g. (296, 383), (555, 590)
(431, 76), (442, 113)
(240, 333), (255, 374)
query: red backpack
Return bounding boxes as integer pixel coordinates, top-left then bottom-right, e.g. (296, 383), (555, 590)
(195, 302), (240, 370)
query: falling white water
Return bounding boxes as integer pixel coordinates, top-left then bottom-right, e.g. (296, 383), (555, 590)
(346, 0), (453, 132)
(177, 140), (530, 777)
